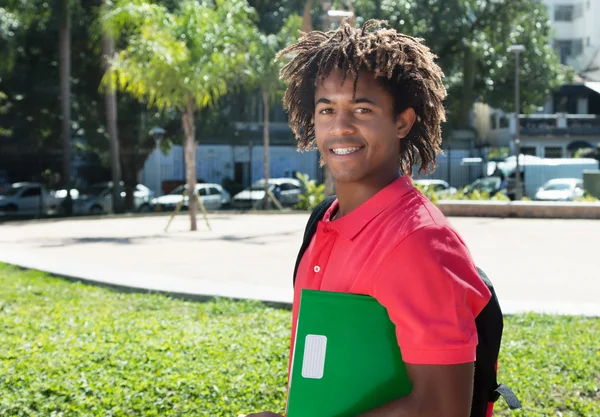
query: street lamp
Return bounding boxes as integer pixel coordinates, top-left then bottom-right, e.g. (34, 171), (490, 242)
(508, 44), (526, 200)
(149, 127), (166, 197)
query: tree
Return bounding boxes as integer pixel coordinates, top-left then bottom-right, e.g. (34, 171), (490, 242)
(352, 0), (572, 130)
(248, 15), (302, 208)
(100, 0), (255, 230)
(98, 0), (123, 213)
(58, 0), (72, 186)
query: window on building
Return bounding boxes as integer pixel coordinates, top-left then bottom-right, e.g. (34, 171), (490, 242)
(555, 5), (574, 21)
(572, 38), (584, 56)
(544, 147), (563, 158)
(521, 147), (537, 156)
(573, 3), (584, 19)
(554, 40), (572, 64)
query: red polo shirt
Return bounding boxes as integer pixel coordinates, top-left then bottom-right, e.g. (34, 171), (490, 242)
(289, 175), (491, 371)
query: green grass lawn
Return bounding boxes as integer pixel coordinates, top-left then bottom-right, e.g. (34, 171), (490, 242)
(0, 264), (598, 416)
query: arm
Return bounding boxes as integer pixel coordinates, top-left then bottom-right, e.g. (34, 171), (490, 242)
(365, 224), (490, 417)
(357, 362), (474, 417)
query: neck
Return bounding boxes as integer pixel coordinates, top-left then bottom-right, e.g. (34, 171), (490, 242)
(333, 171), (400, 219)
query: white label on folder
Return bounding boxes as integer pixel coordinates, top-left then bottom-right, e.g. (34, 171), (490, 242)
(301, 335), (327, 379)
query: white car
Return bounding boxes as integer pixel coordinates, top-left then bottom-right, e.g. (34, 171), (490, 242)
(232, 178), (304, 209)
(73, 182), (154, 214)
(534, 178), (585, 202)
(151, 183), (231, 211)
(0, 182), (59, 215)
(413, 179), (457, 197)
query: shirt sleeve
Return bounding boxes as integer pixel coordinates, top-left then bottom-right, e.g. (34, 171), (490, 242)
(372, 224), (491, 365)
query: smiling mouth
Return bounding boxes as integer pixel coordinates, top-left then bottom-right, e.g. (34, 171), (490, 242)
(330, 146), (364, 155)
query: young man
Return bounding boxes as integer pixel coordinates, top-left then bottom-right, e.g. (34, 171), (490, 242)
(248, 19), (491, 417)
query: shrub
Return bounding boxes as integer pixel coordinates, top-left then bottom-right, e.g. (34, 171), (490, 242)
(295, 172), (326, 211)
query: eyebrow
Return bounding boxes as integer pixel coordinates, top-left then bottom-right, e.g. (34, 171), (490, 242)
(315, 97), (378, 106)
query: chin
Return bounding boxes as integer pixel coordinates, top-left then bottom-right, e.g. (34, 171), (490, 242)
(329, 169), (366, 184)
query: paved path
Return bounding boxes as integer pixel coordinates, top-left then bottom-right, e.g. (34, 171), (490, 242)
(1, 213), (599, 316)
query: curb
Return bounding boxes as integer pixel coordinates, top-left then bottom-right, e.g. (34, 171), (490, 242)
(438, 200), (600, 219)
(1, 254), (599, 317)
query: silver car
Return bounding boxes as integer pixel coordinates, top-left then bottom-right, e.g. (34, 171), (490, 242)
(151, 183), (231, 211)
(534, 178), (585, 202)
(232, 178), (304, 209)
(73, 182), (154, 214)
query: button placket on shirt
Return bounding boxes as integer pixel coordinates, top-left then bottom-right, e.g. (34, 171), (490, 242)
(309, 222), (337, 289)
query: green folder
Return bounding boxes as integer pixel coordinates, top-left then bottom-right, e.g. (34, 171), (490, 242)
(286, 289), (412, 417)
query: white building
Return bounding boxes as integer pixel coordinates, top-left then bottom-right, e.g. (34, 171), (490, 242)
(544, 0), (600, 80)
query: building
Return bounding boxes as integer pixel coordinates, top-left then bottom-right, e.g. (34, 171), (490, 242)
(139, 132), (320, 197)
(544, 0), (600, 80)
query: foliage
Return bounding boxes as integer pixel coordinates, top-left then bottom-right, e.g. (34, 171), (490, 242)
(352, 0), (571, 128)
(295, 172), (326, 210)
(100, 0), (256, 114)
(488, 147), (510, 160)
(247, 0), (304, 34)
(247, 14), (302, 99)
(0, 264), (598, 416)
(491, 192), (511, 202)
(575, 192), (599, 203)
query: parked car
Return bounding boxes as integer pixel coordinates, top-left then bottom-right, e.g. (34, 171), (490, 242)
(151, 183), (231, 211)
(534, 178), (584, 202)
(464, 177), (503, 197)
(0, 182), (59, 215)
(464, 176), (524, 200)
(73, 182), (154, 215)
(413, 179), (457, 197)
(232, 178), (304, 209)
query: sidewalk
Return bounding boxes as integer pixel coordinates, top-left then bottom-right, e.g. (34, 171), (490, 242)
(1, 213), (599, 316)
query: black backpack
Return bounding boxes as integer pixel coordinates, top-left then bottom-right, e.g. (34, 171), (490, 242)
(293, 196), (522, 417)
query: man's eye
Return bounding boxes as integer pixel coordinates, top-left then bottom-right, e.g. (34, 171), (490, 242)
(318, 108), (333, 115)
(356, 108), (372, 114)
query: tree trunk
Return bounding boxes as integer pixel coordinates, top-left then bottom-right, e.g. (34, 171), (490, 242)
(262, 89), (270, 210)
(302, 0), (313, 32)
(101, 32), (123, 213)
(456, 47), (476, 129)
(59, 0), (71, 186)
(182, 97), (197, 231)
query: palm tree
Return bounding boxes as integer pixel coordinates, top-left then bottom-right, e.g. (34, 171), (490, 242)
(248, 15), (301, 208)
(100, 23), (123, 213)
(100, 0), (255, 230)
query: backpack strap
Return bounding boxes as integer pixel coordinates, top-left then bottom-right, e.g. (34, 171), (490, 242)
(494, 384), (522, 410)
(293, 195), (337, 287)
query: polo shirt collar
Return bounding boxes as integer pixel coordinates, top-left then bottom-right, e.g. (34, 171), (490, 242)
(324, 175), (415, 241)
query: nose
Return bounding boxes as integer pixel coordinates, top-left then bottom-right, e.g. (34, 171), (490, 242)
(329, 112), (356, 137)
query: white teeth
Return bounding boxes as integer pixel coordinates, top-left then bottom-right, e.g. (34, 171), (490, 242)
(332, 147), (361, 155)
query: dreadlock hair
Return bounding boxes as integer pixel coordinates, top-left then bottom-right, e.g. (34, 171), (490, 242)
(275, 19), (447, 175)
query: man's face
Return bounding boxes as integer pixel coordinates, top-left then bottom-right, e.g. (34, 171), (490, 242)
(314, 68), (414, 185)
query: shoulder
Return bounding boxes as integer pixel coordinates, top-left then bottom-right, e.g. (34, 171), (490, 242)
(376, 187), (458, 249)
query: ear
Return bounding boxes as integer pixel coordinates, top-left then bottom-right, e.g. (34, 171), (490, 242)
(395, 107), (417, 140)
